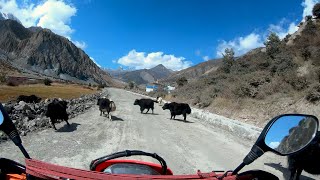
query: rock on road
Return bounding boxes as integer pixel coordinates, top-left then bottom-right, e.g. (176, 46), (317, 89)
(0, 88), (318, 179)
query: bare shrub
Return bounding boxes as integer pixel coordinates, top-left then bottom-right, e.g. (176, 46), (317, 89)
(197, 86), (219, 107)
(234, 82), (258, 98)
(301, 48), (311, 61)
(282, 71), (309, 91)
(44, 78), (52, 86)
(306, 83), (320, 103)
(6, 80), (17, 86)
(270, 52), (297, 75)
(0, 73), (6, 83)
(176, 77), (188, 87)
(304, 20), (317, 35)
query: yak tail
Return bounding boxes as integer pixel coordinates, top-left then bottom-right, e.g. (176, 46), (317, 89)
(110, 101), (116, 112)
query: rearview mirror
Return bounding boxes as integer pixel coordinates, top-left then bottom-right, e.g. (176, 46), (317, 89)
(232, 114), (319, 175)
(265, 115), (318, 155)
(0, 109), (3, 125)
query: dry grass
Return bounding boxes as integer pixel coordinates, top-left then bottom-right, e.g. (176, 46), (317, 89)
(206, 93), (306, 128)
(0, 83), (98, 102)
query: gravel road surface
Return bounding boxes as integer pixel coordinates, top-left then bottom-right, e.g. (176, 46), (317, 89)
(0, 88), (318, 179)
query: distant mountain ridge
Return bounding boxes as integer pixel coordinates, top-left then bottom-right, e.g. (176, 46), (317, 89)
(0, 19), (113, 85)
(161, 59), (222, 84)
(107, 64), (173, 84)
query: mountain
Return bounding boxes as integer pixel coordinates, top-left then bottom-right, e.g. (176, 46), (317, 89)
(28, 26), (43, 33)
(149, 64), (174, 79)
(0, 12), (21, 24)
(0, 19), (113, 85)
(0, 59), (20, 75)
(161, 59), (222, 84)
(105, 67), (132, 79)
(107, 64), (173, 85)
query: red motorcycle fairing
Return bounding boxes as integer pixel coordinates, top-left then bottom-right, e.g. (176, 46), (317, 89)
(93, 159), (174, 175)
(25, 159), (237, 179)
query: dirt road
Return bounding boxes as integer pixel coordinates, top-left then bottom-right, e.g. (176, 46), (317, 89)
(0, 88), (317, 179)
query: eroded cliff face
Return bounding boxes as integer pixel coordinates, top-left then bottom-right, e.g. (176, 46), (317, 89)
(0, 19), (113, 85)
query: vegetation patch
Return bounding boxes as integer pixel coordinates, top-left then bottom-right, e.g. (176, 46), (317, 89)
(0, 83), (98, 102)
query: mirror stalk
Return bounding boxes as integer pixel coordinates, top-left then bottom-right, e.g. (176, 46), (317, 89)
(243, 145), (264, 165)
(232, 145), (264, 175)
(0, 103), (30, 159)
(18, 144), (30, 159)
(8, 129), (22, 145)
(9, 130), (30, 159)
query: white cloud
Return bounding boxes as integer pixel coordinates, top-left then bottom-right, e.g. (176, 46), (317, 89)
(288, 22), (299, 34)
(117, 50), (192, 71)
(216, 22), (299, 57)
(0, 0), (76, 38)
(216, 33), (264, 57)
(90, 57), (101, 68)
(217, 0), (314, 59)
(203, 56), (209, 61)
(73, 40), (87, 49)
(269, 141), (280, 149)
(302, 0), (318, 18)
(214, 0), (319, 58)
(268, 19), (299, 39)
(0, 0), (87, 51)
(264, 1), (309, 39)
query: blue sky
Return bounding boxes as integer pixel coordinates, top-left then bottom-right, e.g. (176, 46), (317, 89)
(265, 116), (303, 149)
(0, 0), (318, 70)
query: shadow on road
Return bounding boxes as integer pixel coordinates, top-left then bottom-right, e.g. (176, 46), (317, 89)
(264, 163), (316, 180)
(169, 118), (194, 123)
(139, 112), (159, 115)
(56, 123), (81, 132)
(146, 113), (159, 115)
(111, 116), (124, 121)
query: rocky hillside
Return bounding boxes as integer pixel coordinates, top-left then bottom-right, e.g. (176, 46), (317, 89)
(108, 64), (173, 85)
(166, 18), (320, 127)
(0, 59), (20, 75)
(0, 19), (113, 85)
(161, 59), (222, 84)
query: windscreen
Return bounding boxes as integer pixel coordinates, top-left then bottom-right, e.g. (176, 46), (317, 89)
(103, 163), (160, 175)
